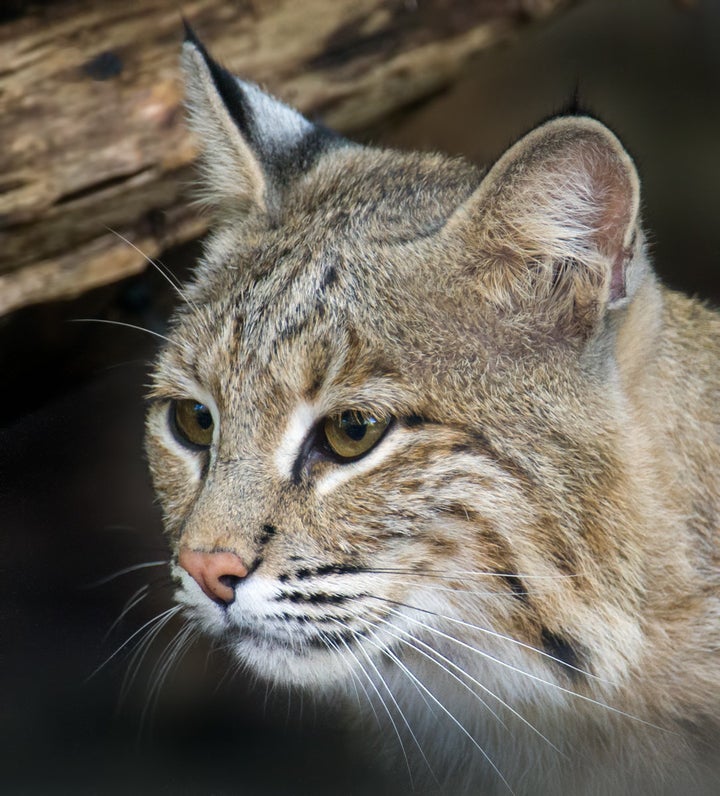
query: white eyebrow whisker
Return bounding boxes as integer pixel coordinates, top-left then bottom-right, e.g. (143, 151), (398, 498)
(105, 226), (199, 311)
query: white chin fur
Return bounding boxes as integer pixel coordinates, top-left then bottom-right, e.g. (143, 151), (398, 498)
(172, 564), (356, 689)
(227, 636), (355, 689)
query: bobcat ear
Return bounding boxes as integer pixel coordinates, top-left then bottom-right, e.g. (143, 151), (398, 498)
(449, 116), (641, 337)
(181, 25), (341, 221)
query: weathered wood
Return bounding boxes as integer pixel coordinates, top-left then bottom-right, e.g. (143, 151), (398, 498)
(0, 0), (573, 315)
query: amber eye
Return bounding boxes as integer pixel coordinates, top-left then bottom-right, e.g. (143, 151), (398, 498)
(323, 410), (390, 461)
(172, 399), (214, 448)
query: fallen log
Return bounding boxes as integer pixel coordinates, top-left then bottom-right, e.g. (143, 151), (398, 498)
(0, 0), (573, 315)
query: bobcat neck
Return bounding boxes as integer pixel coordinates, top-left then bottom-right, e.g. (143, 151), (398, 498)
(621, 283), (720, 554)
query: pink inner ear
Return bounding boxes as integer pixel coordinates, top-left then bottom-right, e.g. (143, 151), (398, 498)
(610, 249), (628, 303)
(583, 146), (636, 304)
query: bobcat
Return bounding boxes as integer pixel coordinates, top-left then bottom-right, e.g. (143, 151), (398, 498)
(144, 28), (720, 795)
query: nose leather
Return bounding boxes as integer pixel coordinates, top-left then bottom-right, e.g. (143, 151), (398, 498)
(178, 548), (249, 604)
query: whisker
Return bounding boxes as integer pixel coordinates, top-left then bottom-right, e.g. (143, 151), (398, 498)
(105, 226), (192, 304)
(370, 595), (609, 685)
(339, 648), (367, 715)
(103, 584), (150, 642)
(119, 605), (183, 703)
(141, 621), (199, 732)
(71, 317), (174, 346)
(147, 620), (196, 700)
(364, 628), (515, 795)
(364, 567), (581, 581)
(87, 604), (182, 682)
(321, 630), (383, 730)
(373, 613), (566, 755)
(368, 610), (508, 731)
(334, 618), (438, 786)
(378, 601), (667, 732)
(84, 560), (169, 589)
(393, 584), (529, 599)
(335, 634), (415, 788)
(209, 639), (245, 695)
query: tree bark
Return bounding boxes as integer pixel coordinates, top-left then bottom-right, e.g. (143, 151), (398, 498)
(0, 0), (573, 316)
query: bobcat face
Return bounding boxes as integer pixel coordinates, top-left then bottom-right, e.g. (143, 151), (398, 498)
(144, 27), (720, 795)
(146, 31), (646, 697)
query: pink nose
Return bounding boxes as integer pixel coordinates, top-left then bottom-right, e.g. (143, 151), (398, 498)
(178, 548), (249, 604)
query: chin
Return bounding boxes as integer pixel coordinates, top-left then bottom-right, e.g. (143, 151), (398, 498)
(227, 634), (355, 690)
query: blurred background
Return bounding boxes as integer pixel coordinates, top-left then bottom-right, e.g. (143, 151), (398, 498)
(2, 0), (719, 793)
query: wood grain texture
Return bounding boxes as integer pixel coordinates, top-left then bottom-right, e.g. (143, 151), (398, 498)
(0, 0), (573, 315)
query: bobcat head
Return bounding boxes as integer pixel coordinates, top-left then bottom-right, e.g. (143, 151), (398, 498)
(143, 28), (720, 794)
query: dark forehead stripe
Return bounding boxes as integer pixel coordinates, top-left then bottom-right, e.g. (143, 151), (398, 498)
(274, 288), (334, 345)
(242, 253), (345, 356)
(319, 263), (338, 291)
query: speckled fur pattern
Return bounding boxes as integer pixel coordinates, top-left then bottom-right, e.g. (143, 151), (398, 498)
(144, 33), (720, 795)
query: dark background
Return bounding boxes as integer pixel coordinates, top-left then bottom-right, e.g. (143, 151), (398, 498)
(2, 0), (719, 793)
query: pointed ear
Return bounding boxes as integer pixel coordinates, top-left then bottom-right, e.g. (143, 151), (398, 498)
(448, 117), (642, 338)
(181, 26), (342, 221)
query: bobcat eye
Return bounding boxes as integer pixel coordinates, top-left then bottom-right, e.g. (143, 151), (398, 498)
(172, 399), (214, 448)
(323, 410), (390, 461)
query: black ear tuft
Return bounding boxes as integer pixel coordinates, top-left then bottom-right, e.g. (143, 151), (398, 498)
(561, 83), (584, 116)
(181, 16), (197, 46)
(182, 24), (257, 150)
(555, 82), (599, 119)
(182, 25), (346, 191)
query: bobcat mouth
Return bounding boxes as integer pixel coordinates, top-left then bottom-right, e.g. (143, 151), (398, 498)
(218, 602), (365, 656)
(228, 622), (358, 653)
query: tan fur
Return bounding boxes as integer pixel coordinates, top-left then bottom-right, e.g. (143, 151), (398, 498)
(144, 36), (720, 794)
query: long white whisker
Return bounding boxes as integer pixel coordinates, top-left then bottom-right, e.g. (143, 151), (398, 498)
(368, 610), (509, 731)
(105, 227), (191, 302)
(379, 602), (667, 732)
(85, 560), (169, 588)
(103, 584), (150, 642)
(354, 609), (459, 724)
(145, 622), (197, 708)
(395, 584), (529, 599)
(335, 634), (415, 788)
(364, 628), (515, 795)
(71, 318), (174, 345)
(374, 613), (566, 755)
(364, 568), (581, 581)
(210, 639), (245, 695)
(87, 604), (182, 681)
(371, 595), (609, 685)
(141, 621), (199, 731)
(318, 630), (366, 716)
(334, 619), (437, 786)
(119, 605), (183, 703)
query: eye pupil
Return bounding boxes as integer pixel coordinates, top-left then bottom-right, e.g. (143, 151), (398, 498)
(341, 410), (367, 441)
(195, 404), (213, 429)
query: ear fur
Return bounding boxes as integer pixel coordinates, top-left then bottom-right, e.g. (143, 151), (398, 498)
(447, 116), (642, 338)
(181, 26), (342, 221)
